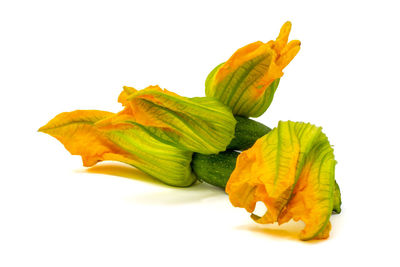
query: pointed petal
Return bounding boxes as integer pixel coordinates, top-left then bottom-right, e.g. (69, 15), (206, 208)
(276, 40), (301, 69)
(118, 86), (137, 106)
(274, 21), (292, 53)
(39, 110), (196, 187)
(38, 110), (134, 167)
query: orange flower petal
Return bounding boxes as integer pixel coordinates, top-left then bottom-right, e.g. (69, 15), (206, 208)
(227, 121), (300, 222)
(38, 110), (134, 167)
(98, 85), (236, 154)
(205, 22), (300, 117)
(226, 121), (337, 241)
(273, 21), (292, 53)
(39, 110), (196, 187)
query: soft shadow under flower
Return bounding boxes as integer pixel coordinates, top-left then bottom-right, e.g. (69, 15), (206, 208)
(236, 220), (326, 244)
(76, 162), (169, 187)
(77, 162), (228, 205)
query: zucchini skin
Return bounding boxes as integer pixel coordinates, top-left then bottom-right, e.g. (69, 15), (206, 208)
(192, 117), (270, 188)
(192, 151), (239, 188)
(227, 116), (271, 151)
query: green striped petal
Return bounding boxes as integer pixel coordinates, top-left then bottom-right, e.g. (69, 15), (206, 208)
(100, 124), (196, 187)
(99, 85), (236, 155)
(226, 121), (337, 240)
(39, 110), (196, 187)
(205, 56), (280, 118)
(205, 22), (300, 118)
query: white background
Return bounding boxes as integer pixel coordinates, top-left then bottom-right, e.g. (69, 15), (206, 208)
(1, 0), (399, 266)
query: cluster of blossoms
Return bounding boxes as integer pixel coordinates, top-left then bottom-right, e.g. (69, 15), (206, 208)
(40, 22), (341, 241)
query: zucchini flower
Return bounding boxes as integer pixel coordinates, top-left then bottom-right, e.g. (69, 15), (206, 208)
(205, 22), (300, 118)
(99, 85), (236, 154)
(226, 121), (338, 240)
(38, 110), (196, 186)
(39, 86), (236, 187)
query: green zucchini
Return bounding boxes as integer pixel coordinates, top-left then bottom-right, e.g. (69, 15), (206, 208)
(192, 116), (269, 188)
(192, 116), (270, 188)
(192, 150), (239, 188)
(227, 116), (271, 151)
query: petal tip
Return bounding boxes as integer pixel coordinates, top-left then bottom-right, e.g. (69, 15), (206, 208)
(38, 124), (49, 133)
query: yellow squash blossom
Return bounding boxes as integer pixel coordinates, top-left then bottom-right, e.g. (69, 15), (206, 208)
(39, 86), (236, 186)
(226, 121), (336, 240)
(38, 110), (196, 186)
(205, 21), (300, 118)
(97, 85), (236, 154)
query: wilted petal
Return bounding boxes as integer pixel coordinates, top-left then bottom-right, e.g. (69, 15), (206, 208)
(226, 121), (301, 222)
(226, 121), (337, 240)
